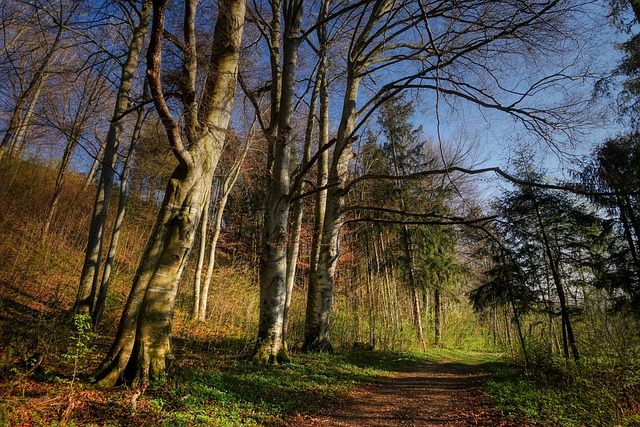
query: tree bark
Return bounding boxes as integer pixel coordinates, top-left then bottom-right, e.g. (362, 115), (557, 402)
(303, 72), (361, 352)
(253, 0), (304, 364)
(82, 142), (105, 193)
(434, 287), (441, 346)
(283, 64), (322, 352)
(94, 106), (147, 328)
(94, 0), (245, 387)
(533, 196), (579, 361)
(192, 191), (210, 319)
(75, 0), (152, 318)
(42, 126), (80, 240)
(304, 0), (399, 350)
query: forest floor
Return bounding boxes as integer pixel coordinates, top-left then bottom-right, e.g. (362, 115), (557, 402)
(285, 359), (507, 427)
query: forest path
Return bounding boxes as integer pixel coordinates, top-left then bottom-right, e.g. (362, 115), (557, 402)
(285, 360), (503, 426)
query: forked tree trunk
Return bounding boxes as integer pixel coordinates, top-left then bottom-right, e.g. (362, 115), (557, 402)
(93, 0), (245, 387)
(303, 74), (360, 352)
(253, 0), (303, 364)
(304, 0), (398, 350)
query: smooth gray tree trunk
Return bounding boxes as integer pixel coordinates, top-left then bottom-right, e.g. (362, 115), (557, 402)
(253, 0), (303, 364)
(303, 73), (360, 351)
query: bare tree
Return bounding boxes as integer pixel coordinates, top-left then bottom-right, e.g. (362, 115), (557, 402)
(242, 0), (306, 363)
(0, 0), (78, 161)
(41, 63), (113, 240)
(93, 103), (150, 327)
(303, 0), (590, 351)
(93, 0), (246, 387)
(74, 0), (152, 319)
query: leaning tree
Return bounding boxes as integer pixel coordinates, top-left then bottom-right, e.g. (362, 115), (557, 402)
(94, 0), (247, 387)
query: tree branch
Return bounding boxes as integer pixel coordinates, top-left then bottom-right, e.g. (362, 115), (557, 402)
(343, 165), (633, 197)
(147, 0), (190, 167)
(289, 137), (337, 196)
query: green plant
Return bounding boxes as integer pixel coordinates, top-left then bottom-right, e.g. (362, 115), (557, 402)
(486, 355), (640, 426)
(63, 314), (95, 387)
(59, 314), (96, 424)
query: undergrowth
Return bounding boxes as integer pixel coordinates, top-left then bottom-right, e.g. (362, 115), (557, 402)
(485, 353), (640, 426)
(0, 348), (494, 426)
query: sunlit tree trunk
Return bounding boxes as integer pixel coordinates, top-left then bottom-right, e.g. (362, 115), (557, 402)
(94, 0), (245, 387)
(283, 67), (322, 352)
(411, 286), (426, 351)
(82, 142), (105, 192)
(303, 71), (360, 351)
(253, 0), (303, 364)
(192, 190), (210, 319)
(197, 130), (252, 321)
(310, 69), (330, 281)
(93, 106), (147, 328)
(75, 0), (152, 318)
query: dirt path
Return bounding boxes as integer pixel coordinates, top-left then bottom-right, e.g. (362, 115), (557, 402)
(286, 361), (502, 427)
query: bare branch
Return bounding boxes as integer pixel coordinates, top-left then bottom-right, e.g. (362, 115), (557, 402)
(146, 0), (190, 167)
(344, 165), (631, 197)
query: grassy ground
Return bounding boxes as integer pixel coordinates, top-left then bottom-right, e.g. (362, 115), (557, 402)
(484, 355), (640, 427)
(0, 347), (501, 426)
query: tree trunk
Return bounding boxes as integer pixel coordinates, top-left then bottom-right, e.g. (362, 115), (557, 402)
(0, 13), (65, 161)
(93, 167), (210, 386)
(411, 287), (426, 351)
(510, 289), (529, 367)
(93, 0), (245, 386)
(533, 197), (579, 361)
(198, 182), (223, 320)
(82, 142), (105, 193)
(192, 192), (210, 319)
(93, 107), (146, 328)
(283, 62), (322, 352)
(7, 74), (46, 158)
(42, 128), (80, 240)
(434, 287), (441, 346)
(253, 0), (303, 364)
(75, 0), (152, 318)
(197, 126), (251, 321)
(303, 72), (361, 352)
